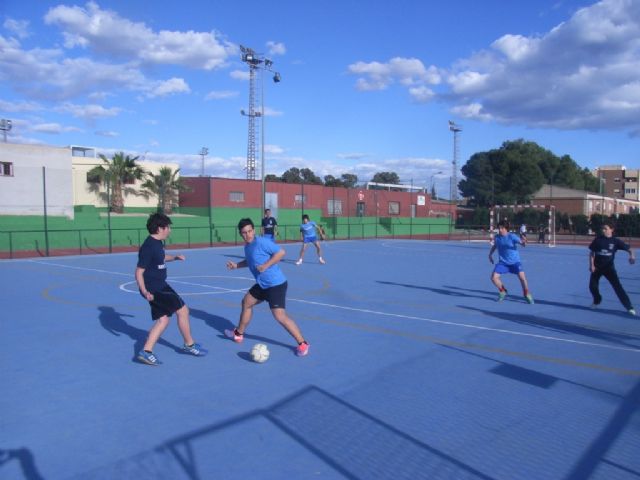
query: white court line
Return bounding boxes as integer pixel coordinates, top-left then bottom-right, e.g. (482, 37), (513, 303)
(290, 298), (640, 354)
(26, 259), (131, 276)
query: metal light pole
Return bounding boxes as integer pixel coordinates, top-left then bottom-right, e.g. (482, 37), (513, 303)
(0, 119), (12, 143)
(429, 170), (443, 198)
(199, 147), (209, 177)
(240, 45), (281, 215)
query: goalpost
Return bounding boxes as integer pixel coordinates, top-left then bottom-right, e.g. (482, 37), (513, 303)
(490, 204), (556, 247)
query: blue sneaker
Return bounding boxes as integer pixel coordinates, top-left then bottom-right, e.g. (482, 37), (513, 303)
(525, 294), (535, 304)
(183, 343), (208, 356)
(497, 290), (507, 302)
(138, 350), (161, 366)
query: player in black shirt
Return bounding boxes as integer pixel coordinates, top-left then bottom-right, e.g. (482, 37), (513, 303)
(588, 222), (636, 315)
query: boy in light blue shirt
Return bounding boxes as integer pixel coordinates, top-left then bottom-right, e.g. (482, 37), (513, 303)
(225, 218), (310, 356)
(295, 214), (326, 265)
(488, 220), (534, 304)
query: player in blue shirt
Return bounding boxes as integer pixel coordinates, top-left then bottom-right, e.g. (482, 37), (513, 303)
(135, 213), (207, 365)
(588, 222), (636, 315)
(295, 214), (326, 265)
(488, 220), (534, 304)
(225, 218), (310, 356)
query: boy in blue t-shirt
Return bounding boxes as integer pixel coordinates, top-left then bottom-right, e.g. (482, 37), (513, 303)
(295, 214), (326, 265)
(135, 213), (207, 365)
(488, 220), (534, 304)
(225, 218), (310, 356)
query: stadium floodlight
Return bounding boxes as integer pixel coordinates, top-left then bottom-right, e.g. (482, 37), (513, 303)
(0, 119), (12, 143)
(199, 147), (209, 177)
(430, 170), (443, 198)
(240, 45), (281, 214)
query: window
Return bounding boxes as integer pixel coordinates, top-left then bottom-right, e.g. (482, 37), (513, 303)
(0, 161), (14, 176)
(388, 201), (400, 215)
(625, 188), (637, 194)
(86, 172), (101, 183)
(327, 199), (343, 215)
(294, 194), (306, 206)
(229, 191), (245, 202)
(614, 177), (621, 182)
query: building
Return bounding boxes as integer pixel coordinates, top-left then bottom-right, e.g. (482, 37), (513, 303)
(533, 184), (639, 216)
(0, 142), (179, 217)
(595, 165), (640, 202)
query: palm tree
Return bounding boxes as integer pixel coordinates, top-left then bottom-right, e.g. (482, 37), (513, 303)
(140, 166), (190, 214)
(87, 152), (146, 213)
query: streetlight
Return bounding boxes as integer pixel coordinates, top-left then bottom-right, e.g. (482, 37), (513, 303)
(240, 45), (281, 215)
(429, 171), (443, 199)
(0, 119), (12, 143)
(199, 147), (209, 177)
(599, 172), (606, 215)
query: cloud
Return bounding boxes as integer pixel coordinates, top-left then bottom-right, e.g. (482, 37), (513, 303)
(348, 0), (640, 134)
(266, 41), (286, 56)
(337, 153), (368, 160)
(44, 1), (236, 69)
(95, 130), (119, 137)
(56, 102), (122, 119)
(0, 98), (42, 112)
(230, 70), (250, 81)
(3, 18), (30, 39)
(30, 122), (82, 134)
(145, 78), (190, 98)
(204, 90), (239, 100)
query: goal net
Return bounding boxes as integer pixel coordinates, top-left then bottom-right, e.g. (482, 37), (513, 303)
(490, 204), (556, 247)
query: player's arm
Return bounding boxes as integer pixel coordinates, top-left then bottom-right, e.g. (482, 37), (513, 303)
(488, 244), (496, 263)
(165, 253), (185, 262)
(226, 259), (248, 270)
(317, 224), (326, 240)
(589, 251), (596, 272)
(257, 248), (285, 272)
(135, 267), (154, 301)
(627, 247), (636, 265)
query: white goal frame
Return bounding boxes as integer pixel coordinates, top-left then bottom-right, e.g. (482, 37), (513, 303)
(490, 204), (556, 247)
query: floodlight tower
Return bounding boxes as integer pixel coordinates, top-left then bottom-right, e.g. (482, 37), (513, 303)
(448, 120), (462, 204)
(199, 147), (209, 177)
(240, 45), (281, 212)
(0, 119), (12, 143)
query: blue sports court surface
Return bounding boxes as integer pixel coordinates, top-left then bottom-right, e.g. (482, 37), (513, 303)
(1, 239), (639, 479)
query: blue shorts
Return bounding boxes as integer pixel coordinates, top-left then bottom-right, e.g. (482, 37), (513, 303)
(303, 236), (317, 244)
(493, 262), (523, 275)
(248, 281), (287, 309)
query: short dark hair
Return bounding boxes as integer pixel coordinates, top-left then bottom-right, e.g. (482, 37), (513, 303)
(602, 221), (615, 230)
(302, 214), (309, 221)
(264, 208), (270, 213)
(238, 218), (254, 232)
(146, 212), (172, 234)
(497, 220), (510, 229)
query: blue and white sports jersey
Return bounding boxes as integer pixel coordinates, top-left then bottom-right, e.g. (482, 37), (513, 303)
(494, 232), (523, 265)
(244, 236), (286, 289)
(300, 221), (317, 240)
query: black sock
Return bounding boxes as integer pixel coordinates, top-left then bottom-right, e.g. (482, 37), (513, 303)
(144, 350), (152, 353)
(235, 328), (243, 336)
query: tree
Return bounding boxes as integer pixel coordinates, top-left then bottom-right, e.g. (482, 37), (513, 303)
(140, 166), (190, 214)
(323, 173), (358, 188)
(87, 152), (146, 213)
(371, 171), (400, 184)
(264, 174), (281, 182)
(341, 173), (358, 188)
(280, 167), (322, 184)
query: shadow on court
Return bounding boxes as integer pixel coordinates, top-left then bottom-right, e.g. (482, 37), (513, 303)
(376, 280), (495, 301)
(459, 305), (640, 349)
(69, 386), (495, 480)
(97, 306), (182, 362)
(0, 448), (44, 480)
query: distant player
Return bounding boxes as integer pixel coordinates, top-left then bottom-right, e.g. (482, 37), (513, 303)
(225, 218), (310, 356)
(295, 214), (326, 265)
(519, 223), (527, 239)
(588, 222), (636, 315)
(135, 213), (207, 365)
(489, 220), (534, 304)
(261, 208), (278, 241)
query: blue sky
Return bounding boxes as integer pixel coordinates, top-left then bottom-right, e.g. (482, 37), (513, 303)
(1, 0), (638, 197)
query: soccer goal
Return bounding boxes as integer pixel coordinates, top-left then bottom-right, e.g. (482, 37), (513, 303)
(490, 204), (556, 247)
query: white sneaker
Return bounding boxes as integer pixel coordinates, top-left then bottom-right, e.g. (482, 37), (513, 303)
(295, 259), (302, 265)
(589, 303), (598, 309)
(319, 257), (325, 264)
(629, 308), (637, 316)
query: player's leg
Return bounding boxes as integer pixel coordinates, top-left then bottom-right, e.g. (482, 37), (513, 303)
(143, 315), (170, 351)
(225, 290), (262, 343)
(517, 271), (534, 304)
(602, 268), (633, 311)
(271, 308), (305, 343)
(491, 271), (508, 301)
(296, 243), (308, 264)
(175, 304), (207, 356)
(588, 270), (603, 307)
(314, 240), (325, 264)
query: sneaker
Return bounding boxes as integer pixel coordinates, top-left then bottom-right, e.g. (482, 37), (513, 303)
(497, 290), (507, 302)
(589, 303), (599, 309)
(319, 257), (326, 264)
(296, 341), (310, 357)
(629, 308), (637, 316)
(138, 350), (161, 366)
(525, 294), (534, 304)
(295, 259), (302, 265)
(183, 343), (208, 356)
(224, 328), (244, 343)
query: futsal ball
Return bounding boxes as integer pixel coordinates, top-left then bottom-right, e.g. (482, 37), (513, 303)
(250, 343), (270, 363)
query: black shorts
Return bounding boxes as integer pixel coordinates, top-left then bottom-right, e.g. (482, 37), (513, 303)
(147, 285), (185, 320)
(248, 281), (287, 309)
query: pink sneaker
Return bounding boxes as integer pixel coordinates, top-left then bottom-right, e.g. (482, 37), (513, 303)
(224, 328), (244, 343)
(296, 341), (310, 357)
